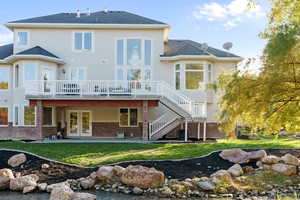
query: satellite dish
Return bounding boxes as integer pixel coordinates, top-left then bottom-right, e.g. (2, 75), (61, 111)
(223, 42), (233, 51)
(200, 43), (209, 51)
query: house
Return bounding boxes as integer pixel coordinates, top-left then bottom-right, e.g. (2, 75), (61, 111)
(0, 10), (242, 141)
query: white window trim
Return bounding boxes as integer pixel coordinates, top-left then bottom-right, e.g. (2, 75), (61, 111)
(23, 106), (37, 127)
(0, 66), (10, 91)
(119, 107), (139, 128)
(15, 30), (30, 47)
(43, 107), (56, 127)
(183, 62), (207, 91)
(174, 63), (181, 90)
(13, 64), (20, 89)
(66, 110), (92, 137)
(72, 31), (94, 52)
(0, 106), (9, 127)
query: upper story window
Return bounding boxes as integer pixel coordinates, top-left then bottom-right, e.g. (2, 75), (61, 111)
(74, 32), (92, 51)
(175, 64), (180, 90)
(70, 68), (86, 80)
(185, 64), (204, 90)
(24, 63), (38, 81)
(14, 65), (19, 88)
(17, 31), (29, 46)
(0, 67), (9, 90)
(117, 39), (152, 66)
(207, 64), (212, 82)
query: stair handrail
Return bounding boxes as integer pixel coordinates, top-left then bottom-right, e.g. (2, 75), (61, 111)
(149, 112), (178, 137)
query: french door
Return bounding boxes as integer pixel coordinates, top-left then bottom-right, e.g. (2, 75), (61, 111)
(67, 111), (92, 137)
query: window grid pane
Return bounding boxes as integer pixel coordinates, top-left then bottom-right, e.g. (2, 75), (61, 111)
(185, 71), (204, 90)
(43, 107), (53, 126)
(84, 32), (92, 50)
(18, 32), (28, 45)
(127, 39), (141, 66)
(24, 107), (35, 126)
(130, 109), (138, 126)
(0, 108), (8, 125)
(176, 72), (180, 90)
(24, 63), (37, 81)
(144, 40), (151, 66)
(75, 33), (83, 50)
(117, 40), (124, 65)
(120, 109), (129, 126)
(186, 64), (204, 70)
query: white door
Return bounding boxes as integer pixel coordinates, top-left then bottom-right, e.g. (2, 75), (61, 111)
(41, 67), (55, 93)
(67, 111), (92, 137)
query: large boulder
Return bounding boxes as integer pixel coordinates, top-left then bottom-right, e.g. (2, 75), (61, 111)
(271, 164), (297, 176)
(79, 177), (95, 190)
(281, 154), (300, 166)
(50, 187), (73, 200)
(71, 192), (97, 200)
(227, 164), (243, 177)
(197, 181), (215, 191)
(248, 150), (267, 160)
(96, 165), (125, 184)
(219, 149), (250, 163)
(121, 165), (165, 189)
(9, 174), (39, 192)
(0, 168), (14, 190)
(8, 153), (27, 167)
(261, 155), (280, 165)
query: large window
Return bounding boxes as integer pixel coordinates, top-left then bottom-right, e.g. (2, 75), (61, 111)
(208, 64), (212, 82)
(0, 107), (8, 126)
(117, 39), (152, 66)
(14, 65), (19, 88)
(0, 67), (9, 90)
(74, 32), (92, 51)
(185, 64), (204, 90)
(14, 106), (19, 126)
(70, 68), (86, 80)
(24, 106), (36, 126)
(17, 32), (28, 46)
(24, 63), (38, 81)
(119, 108), (138, 127)
(43, 107), (54, 126)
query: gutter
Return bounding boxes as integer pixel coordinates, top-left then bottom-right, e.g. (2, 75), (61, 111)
(160, 55), (244, 62)
(0, 55), (65, 64)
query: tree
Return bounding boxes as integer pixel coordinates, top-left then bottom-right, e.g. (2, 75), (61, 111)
(217, 0), (300, 136)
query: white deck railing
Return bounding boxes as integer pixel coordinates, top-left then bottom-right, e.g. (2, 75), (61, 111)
(149, 111), (179, 137)
(25, 80), (206, 118)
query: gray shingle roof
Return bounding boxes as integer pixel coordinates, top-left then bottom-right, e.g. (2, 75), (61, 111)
(9, 11), (167, 25)
(0, 44), (13, 60)
(162, 40), (241, 58)
(17, 46), (59, 58)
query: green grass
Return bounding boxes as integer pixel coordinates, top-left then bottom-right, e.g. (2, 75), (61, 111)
(1, 137), (300, 167)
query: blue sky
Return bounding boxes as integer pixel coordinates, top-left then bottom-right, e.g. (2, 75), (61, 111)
(0, 0), (269, 58)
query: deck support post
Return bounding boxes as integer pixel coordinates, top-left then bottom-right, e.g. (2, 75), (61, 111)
(36, 100), (43, 139)
(203, 120), (207, 142)
(197, 122), (201, 140)
(142, 101), (149, 140)
(184, 119), (188, 142)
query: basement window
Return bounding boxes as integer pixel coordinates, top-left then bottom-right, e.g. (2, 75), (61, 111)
(119, 108), (138, 127)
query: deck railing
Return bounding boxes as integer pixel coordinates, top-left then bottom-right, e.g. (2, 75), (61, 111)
(25, 80), (206, 118)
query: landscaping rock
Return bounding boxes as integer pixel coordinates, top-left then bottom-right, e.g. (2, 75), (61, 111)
(41, 163), (50, 169)
(71, 192), (97, 200)
(261, 155), (280, 165)
(79, 177), (95, 190)
(121, 165), (165, 189)
(23, 185), (36, 194)
(248, 150), (267, 160)
(8, 153), (27, 167)
(219, 149), (250, 163)
(227, 164), (243, 177)
(197, 181), (215, 191)
(281, 154), (300, 166)
(50, 187), (73, 200)
(37, 183), (47, 191)
(271, 163), (297, 176)
(47, 181), (70, 193)
(9, 174), (39, 191)
(133, 186), (143, 194)
(96, 165), (125, 183)
(0, 168), (14, 189)
(210, 170), (232, 182)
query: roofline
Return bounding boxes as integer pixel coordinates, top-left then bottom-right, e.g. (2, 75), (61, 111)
(5, 23), (170, 30)
(0, 55), (65, 64)
(160, 55), (244, 62)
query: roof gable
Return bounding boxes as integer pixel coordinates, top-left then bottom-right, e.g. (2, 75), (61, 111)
(9, 11), (167, 25)
(17, 46), (59, 58)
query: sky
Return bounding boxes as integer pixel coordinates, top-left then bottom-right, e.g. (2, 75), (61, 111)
(0, 0), (269, 59)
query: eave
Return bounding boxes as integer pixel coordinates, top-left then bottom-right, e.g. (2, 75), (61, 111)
(160, 55), (244, 62)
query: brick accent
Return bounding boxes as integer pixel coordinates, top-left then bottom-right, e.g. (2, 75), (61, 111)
(92, 122), (143, 138)
(0, 123), (42, 140)
(165, 122), (225, 139)
(36, 100), (43, 138)
(142, 101), (149, 140)
(42, 126), (58, 137)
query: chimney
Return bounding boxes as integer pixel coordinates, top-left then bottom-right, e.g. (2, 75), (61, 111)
(76, 9), (80, 18)
(87, 8), (91, 16)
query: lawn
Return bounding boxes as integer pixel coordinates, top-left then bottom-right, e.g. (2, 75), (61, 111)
(0, 137), (299, 167)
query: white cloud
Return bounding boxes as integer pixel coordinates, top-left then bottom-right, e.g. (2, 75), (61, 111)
(0, 32), (13, 46)
(193, 0), (265, 30)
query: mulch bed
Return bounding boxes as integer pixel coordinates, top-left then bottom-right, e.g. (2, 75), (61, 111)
(1, 148), (300, 184)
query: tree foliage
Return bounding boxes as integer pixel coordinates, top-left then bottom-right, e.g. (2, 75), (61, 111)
(217, 0), (300, 135)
